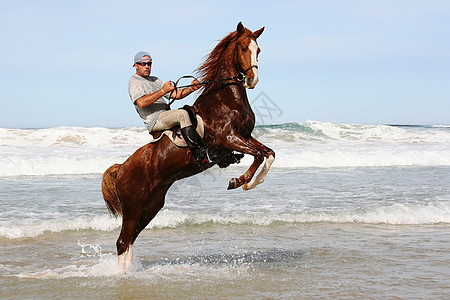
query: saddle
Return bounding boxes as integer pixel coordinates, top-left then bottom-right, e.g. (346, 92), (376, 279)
(150, 105), (244, 168)
(150, 105), (204, 148)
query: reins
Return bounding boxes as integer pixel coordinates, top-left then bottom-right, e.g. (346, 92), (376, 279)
(166, 37), (258, 109)
(166, 72), (246, 108)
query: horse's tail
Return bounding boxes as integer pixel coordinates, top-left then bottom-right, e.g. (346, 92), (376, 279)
(102, 164), (123, 217)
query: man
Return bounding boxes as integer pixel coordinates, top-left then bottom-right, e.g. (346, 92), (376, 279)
(128, 51), (209, 166)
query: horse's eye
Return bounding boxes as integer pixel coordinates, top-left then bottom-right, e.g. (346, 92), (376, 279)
(241, 46), (247, 52)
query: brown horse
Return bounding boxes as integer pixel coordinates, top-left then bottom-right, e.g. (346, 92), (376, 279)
(102, 22), (275, 271)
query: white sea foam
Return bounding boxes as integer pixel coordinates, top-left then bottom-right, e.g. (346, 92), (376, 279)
(2, 201), (448, 239)
(1, 122), (450, 176)
(152, 202), (450, 226)
(0, 215), (121, 239)
(15, 253), (121, 279)
(13, 240), (250, 280)
(15, 252), (250, 280)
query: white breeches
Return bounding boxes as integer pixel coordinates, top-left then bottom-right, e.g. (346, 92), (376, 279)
(151, 109), (192, 132)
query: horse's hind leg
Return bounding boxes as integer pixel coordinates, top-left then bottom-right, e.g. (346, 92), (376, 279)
(117, 215), (139, 272)
(117, 215), (149, 272)
(117, 212), (154, 272)
(118, 184), (170, 272)
(130, 184), (170, 244)
(115, 191), (151, 272)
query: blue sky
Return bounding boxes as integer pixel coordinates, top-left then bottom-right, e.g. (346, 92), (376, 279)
(1, 0), (449, 128)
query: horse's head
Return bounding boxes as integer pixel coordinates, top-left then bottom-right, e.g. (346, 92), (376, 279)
(196, 22), (265, 90)
(235, 22), (265, 89)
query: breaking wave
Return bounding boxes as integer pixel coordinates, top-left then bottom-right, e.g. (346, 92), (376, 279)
(1, 121), (450, 176)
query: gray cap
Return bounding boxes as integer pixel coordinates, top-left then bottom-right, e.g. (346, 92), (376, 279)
(133, 51), (152, 66)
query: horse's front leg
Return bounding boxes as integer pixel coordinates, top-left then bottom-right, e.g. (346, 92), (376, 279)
(228, 153), (264, 190)
(224, 134), (275, 190)
(242, 138), (275, 190)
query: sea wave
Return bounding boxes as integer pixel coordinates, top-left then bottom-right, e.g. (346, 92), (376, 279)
(254, 121), (450, 144)
(0, 215), (121, 239)
(1, 201), (448, 239)
(150, 202), (450, 227)
(1, 121), (450, 176)
(2, 122), (450, 148)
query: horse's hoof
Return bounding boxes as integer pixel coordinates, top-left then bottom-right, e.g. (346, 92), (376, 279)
(227, 178), (237, 190)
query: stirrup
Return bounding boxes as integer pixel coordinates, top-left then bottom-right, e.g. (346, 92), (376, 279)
(195, 148), (211, 168)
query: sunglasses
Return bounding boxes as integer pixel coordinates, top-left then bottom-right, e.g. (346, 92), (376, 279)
(136, 61), (152, 66)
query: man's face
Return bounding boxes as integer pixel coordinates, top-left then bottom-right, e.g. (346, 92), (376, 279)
(135, 56), (152, 77)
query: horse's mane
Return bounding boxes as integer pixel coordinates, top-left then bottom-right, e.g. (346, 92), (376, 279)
(196, 28), (252, 83)
(195, 32), (237, 83)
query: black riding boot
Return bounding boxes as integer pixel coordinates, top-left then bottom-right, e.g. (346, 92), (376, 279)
(180, 125), (210, 167)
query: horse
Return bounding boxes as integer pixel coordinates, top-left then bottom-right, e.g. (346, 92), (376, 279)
(102, 22), (275, 272)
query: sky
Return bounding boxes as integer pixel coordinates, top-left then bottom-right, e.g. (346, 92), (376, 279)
(1, 0), (449, 128)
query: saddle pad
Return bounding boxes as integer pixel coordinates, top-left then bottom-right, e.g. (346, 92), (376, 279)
(150, 115), (205, 147)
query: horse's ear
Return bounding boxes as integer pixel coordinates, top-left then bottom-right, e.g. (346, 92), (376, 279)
(254, 27), (265, 39)
(237, 22), (245, 37)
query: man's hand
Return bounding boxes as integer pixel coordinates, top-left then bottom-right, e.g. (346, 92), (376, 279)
(161, 81), (175, 94)
(190, 78), (202, 91)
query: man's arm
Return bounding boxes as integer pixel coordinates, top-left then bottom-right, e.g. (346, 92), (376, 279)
(135, 78), (202, 107)
(135, 89), (167, 108)
(135, 81), (175, 108)
(171, 78), (202, 100)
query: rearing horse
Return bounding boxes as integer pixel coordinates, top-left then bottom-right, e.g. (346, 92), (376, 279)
(102, 22), (275, 271)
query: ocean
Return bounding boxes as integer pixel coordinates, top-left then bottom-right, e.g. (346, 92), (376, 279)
(1, 121), (449, 299)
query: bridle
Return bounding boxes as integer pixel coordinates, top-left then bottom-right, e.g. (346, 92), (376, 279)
(234, 36), (259, 79)
(166, 36), (258, 108)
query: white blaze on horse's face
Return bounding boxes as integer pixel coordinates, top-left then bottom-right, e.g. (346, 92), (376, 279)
(246, 39), (259, 89)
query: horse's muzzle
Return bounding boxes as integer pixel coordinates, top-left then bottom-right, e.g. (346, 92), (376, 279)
(245, 76), (259, 89)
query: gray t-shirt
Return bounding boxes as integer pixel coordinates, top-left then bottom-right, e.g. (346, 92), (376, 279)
(128, 74), (169, 132)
